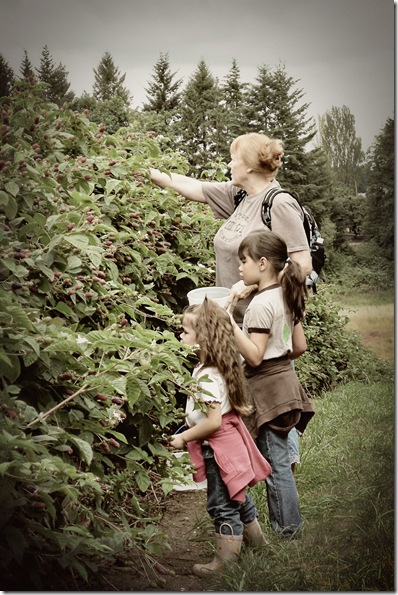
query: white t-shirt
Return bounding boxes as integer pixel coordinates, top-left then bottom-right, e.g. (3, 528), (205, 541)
(185, 365), (232, 428)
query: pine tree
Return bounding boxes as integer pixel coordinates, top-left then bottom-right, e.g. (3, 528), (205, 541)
(143, 52), (182, 112)
(0, 54), (15, 97)
(245, 63), (326, 207)
(36, 45), (74, 105)
(178, 60), (223, 173)
(218, 59), (250, 159)
(318, 105), (364, 192)
(20, 49), (37, 84)
(363, 117), (394, 257)
(92, 52), (131, 103)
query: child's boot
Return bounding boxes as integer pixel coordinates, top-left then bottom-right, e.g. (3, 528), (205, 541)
(192, 524), (242, 578)
(243, 517), (268, 547)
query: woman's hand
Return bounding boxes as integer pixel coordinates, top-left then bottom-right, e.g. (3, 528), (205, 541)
(169, 434), (186, 450)
(226, 279), (258, 311)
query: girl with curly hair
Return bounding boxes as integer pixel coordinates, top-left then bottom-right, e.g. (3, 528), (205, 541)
(169, 298), (271, 577)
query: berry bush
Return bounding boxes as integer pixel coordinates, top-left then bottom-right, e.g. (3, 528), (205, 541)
(0, 84), (220, 588)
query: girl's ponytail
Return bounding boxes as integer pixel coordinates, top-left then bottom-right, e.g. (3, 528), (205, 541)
(280, 259), (308, 322)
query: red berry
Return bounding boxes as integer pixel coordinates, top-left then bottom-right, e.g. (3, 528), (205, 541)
(33, 501), (46, 511)
(101, 441), (110, 453)
(60, 373), (74, 380)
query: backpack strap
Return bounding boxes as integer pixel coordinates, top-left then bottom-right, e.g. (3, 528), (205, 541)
(233, 188), (247, 210)
(261, 187), (310, 246)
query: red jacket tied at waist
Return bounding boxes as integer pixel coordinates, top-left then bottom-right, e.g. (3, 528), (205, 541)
(187, 411), (272, 502)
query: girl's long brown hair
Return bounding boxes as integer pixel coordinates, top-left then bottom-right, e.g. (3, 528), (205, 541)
(238, 230), (308, 322)
(183, 299), (251, 417)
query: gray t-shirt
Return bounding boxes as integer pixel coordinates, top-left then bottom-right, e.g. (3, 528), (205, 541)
(243, 285), (294, 360)
(202, 181), (309, 288)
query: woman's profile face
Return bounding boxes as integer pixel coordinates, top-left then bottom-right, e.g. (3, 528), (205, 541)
(228, 150), (249, 187)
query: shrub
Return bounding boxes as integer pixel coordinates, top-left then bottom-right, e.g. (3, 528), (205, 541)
(0, 83), (220, 588)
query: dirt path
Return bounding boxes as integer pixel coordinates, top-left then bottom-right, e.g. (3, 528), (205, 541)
(88, 489), (215, 592)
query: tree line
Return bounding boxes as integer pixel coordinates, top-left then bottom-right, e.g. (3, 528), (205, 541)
(0, 47), (394, 258)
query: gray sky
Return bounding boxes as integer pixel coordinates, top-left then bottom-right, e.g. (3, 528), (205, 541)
(1, 0), (395, 150)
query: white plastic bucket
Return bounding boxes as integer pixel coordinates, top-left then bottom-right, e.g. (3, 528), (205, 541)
(187, 286), (230, 307)
(171, 451), (207, 492)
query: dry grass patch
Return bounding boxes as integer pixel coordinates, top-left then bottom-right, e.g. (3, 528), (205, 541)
(341, 303), (394, 361)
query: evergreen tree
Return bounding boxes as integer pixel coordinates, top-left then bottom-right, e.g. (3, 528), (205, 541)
(245, 63), (327, 211)
(92, 52), (131, 103)
(20, 49), (37, 84)
(363, 117), (394, 257)
(36, 45), (74, 105)
(0, 54), (15, 97)
(218, 58), (250, 159)
(318, 105), (364, 192)
(178, 60), (223, 173)
(143, 52), (182, 112)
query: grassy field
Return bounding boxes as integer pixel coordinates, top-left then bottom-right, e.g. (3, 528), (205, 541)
(208, 380), (394, 592)
(337, 289), (394, 361)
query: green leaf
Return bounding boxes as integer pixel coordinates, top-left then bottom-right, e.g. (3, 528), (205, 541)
(126, 377), (142, 406)
(139, 417), (153, 447)
(66, 254), (82, 273)
(135, 469), (151, 492)
(107, 429), (128, 444)
(54, 301), (79, 321)
(67, 436), (93, 466)
(0, 353), (21, 383)
(64, 234), (90, 250)
(5, 179), (19, 197)
(0, 461), (13, 476)
(87, 247), (102, 268)
(5, 194), (18, 219)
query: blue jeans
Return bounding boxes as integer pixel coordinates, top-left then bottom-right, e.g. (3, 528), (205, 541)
(203, 445), (258, 535)
(288, 362), (301, 466)
(256, 425), (302, 538)
(288, 427), (301, 465)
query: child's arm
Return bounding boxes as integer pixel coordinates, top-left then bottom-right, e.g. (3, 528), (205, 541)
(289, 322), (307, 360)
(169, 401), (222, 450)
(230, 316), (269, 367)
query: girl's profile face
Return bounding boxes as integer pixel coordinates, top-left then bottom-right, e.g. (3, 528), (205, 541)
(239, 248), (262, 285)
(180, 315), (198, 346)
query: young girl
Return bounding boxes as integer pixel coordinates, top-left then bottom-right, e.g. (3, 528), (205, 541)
(169, 298), (271, 577)
(229, 230), (315, 539)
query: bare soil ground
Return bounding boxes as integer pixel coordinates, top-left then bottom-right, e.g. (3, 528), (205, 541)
(85, 489), (215, 592)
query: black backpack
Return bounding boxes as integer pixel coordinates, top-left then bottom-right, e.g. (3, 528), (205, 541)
(234, 187), (326, 292)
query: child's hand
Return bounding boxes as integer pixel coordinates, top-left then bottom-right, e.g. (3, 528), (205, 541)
(169, 434), (186, 450)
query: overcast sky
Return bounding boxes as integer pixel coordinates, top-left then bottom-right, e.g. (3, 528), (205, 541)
(1, 0), (395, 151)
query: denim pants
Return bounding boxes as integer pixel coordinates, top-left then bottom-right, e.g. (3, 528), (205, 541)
(256, 425), (302, 538)
(202, 445), (258, 535)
